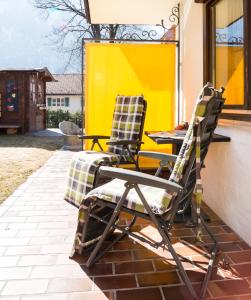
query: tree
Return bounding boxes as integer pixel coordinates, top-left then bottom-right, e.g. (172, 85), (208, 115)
(33, 0), (141, 71)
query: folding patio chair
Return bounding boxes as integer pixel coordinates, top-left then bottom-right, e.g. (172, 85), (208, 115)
(64, 95), (147, 208)
(80, 95), (147, 170)
(73, 84), (225, 300)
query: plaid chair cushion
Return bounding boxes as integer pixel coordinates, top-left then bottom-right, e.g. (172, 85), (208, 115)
(169, 93), (213, 183)
(86, 178), (174, 215)
(64, 151), (119, 208)
(108, 95), (145, 160)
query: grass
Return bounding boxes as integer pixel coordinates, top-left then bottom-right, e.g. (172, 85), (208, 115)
(0, 134), (63, 203)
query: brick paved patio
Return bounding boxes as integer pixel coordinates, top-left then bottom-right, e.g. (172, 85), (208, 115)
(0, 150), (251, 299)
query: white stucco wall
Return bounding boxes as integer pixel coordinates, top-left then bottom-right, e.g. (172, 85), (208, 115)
(180, 2), (251, 245)
(203, 120), (251, 245)
(46, 95), (82, 113)
(180, 0), (204, 121)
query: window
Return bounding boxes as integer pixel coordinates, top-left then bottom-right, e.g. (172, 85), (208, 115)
(30, 76), (37, 104)
(206, 0), (251, 109)
(47, 97), (69, 108)
(38, 83), (43, 100)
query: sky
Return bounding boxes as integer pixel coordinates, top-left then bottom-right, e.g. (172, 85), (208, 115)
(0, 0), (80, 74)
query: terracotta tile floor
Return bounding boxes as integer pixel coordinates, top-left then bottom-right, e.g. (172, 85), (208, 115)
(0, 150), (251, 299)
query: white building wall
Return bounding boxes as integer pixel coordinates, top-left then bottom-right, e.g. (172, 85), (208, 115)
(180, 1), (251, 245)
(180, 0), (204, 121)
(203, 120), (251, 245)
(46, 95), (82, 113)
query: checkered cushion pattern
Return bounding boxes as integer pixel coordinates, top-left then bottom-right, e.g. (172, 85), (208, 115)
(64, 151), (119, 208)
(108, 95), (145, 160)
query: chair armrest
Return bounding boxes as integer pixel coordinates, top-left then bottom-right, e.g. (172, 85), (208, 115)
(78, 135), (110, 140)
(99, 166), (183, 193)
(138, 151), (177, 163)
(106, 139), (144, 146)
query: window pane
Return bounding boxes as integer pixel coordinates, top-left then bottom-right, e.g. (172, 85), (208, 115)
(214, 0), (244, 105)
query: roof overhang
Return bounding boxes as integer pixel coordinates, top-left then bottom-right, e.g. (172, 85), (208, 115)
(0, 68), (56, 82)
(85, 0), (180, 25)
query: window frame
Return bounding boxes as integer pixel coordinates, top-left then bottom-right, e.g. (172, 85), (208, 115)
(205, 0), (251, 110)
(47, 97), (69, 108)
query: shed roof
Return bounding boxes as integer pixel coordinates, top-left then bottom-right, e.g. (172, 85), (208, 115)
(0, 67), (55, 82)
(46, 74), (82, 95)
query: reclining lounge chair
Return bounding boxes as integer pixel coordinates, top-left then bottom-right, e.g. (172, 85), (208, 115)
(71, 84), (225, 300)
(64, 95), (147, 207)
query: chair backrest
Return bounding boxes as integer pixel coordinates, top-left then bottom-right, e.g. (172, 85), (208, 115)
(169, 84), (225, 191)
(59, 121), (81, 135)
(108, 95), (147, 158)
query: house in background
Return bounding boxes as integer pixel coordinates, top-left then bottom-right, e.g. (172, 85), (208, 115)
(46, 74), (82, 113)
(0, 68), (54, 134)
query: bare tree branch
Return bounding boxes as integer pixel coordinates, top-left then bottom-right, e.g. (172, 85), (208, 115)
(33, 0), (148, 72)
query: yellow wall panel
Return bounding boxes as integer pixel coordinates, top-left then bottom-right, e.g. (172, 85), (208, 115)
(84, 43), (176, 167)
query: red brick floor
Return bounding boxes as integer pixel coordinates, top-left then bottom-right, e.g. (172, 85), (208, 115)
(0, 151), (251, 299)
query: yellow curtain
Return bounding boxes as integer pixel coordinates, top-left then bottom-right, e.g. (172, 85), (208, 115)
(84, 43), (176, 167)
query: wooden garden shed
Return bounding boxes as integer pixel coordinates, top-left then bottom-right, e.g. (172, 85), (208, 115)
(0, 68), (55, 134)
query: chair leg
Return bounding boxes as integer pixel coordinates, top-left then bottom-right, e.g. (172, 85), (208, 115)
(86, 185), (131, 268)
(134, 185), (199, 300)
(87, 215), (137, 266)
(199, 216), (218, 300)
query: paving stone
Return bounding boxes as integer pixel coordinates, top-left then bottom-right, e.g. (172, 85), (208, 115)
(116, 287), (162, 300)
(80, 263), (113, 276)
(99, 251), (133, 263)
(18, 254), (60, 266)
(94, 274), (137, 290)
(228, 250), (251, 264)
(40, 244), (72, 254)
(231, 263), (251, 277)
(208, 279), (251, 297)
(5, 246), (42, 256)
(0, 230), (18, 237)
(21, 294), (69, 300)
(0, 237), (30, 246)
(0, 217), (27, 223)
(0, 281), (5, 291)
(115, 260), (154, 274)
(0, 256), (19, 267)
(162, 283), (211, 300)
(69, 291), (113, 300)
(30, 265), (86, 279)
(47, 278), (93, 293)
(1, 279), (48, 295)
(0, 247), (7, 256)
(29, 236), (66, 246)
(6, 223), (38, 230)
(0, 267), (32, 280)
(137, 271), (180, 287)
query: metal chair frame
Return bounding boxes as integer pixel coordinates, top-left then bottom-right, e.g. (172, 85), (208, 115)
(79, 86), (225, 299)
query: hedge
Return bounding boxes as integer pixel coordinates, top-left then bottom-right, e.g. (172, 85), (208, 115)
(46, 109), (83, 128)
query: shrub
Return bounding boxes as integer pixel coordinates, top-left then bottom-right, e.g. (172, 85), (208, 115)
(46, 109), (83, 128)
